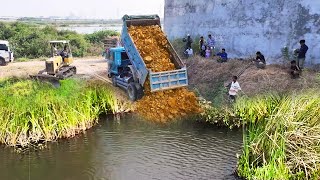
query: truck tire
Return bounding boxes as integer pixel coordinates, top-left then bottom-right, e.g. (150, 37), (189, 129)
(136, 84), (144, 100)
(0, 58), (7, 66)
(112, 76), (117, 87)
(127, 82), (138, 101)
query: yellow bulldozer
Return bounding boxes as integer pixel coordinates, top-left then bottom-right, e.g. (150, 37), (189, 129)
(30, 40), (77, 81)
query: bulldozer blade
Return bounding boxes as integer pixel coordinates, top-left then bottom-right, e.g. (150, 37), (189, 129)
(49, 79), (61, 88)
(29, 74), (61, 88)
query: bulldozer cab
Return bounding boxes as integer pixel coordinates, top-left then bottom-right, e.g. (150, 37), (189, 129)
(49, 40), (73, 65)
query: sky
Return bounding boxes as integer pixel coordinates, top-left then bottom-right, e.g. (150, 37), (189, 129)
(1, 0), (164, 19)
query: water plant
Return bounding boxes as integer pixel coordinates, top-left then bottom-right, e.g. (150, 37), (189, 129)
(236, 92), (320, 180)
(0, 78), (123, 147)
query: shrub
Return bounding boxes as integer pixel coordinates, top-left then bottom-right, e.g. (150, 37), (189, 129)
(85, 30), (119, 44)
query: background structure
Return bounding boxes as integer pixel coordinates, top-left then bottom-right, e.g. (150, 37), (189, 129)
(164, 0), (320, 64)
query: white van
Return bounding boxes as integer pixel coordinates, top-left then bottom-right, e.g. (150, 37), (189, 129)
(0, 40), (14, 66)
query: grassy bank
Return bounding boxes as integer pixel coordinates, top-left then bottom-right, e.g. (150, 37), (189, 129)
(186, 57), (319, 106)
(0, 78), (125, 147)
(185, 54), (320, 179)
(200, 91), (320, 180)
(236, 92), (320, 180)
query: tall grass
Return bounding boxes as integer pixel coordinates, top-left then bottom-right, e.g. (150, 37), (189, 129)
(235, 92), (320, 180)
(0, 78), (122, 147)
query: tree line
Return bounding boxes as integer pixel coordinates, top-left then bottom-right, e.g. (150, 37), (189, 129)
(0, 22), (119, 59)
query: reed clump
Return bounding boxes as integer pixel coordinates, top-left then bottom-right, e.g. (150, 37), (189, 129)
(0, 78), (121, 147)
(235, 91), (320, 180)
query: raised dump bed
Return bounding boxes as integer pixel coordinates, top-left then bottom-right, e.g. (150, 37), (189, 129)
(121, 15), (188, 92)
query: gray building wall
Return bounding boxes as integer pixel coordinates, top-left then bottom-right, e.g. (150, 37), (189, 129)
(164, 0), (320, 64)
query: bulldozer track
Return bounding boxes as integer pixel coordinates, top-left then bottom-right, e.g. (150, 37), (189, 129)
(56, 66), (77, 79)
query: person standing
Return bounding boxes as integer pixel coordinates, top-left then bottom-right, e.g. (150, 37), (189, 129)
(199, 36), (206, 57)
(205, 46), (211, 58)
(297, 40), (309, 69)
(184, 34), (193, 51)
(207, 34), (215, 56)
(228, 76), (242, 103)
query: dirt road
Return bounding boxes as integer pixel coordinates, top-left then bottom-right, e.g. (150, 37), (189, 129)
(0, 57), (110, 81)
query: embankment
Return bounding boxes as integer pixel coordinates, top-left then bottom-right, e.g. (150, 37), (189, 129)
(187, 57), (320, 179)
(186, 57), (319, 105)
(236, 92), (320, 180)
(0, 78), (129, 147)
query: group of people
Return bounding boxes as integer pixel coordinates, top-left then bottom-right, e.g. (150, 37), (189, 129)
(250, 40), (309, 79)
(184, 33), (309, 79)
(290, 40), (309, 79)
(183, 34), (228, 63)
(184, 34), (310, 102)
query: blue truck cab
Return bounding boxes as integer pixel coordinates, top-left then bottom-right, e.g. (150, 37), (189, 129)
(107, 47), (131, 77)
(107, 15), (188, 101)
(107, 46), (145, 101)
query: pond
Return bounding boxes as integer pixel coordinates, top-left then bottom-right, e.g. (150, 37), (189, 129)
(57, 23), (165, 34)
(0, 115), (243, 180)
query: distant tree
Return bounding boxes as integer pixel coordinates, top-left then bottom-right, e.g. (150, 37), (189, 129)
(85, 30), (119, 44)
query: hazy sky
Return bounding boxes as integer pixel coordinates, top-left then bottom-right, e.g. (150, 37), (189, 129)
(1, 0), (164, 19)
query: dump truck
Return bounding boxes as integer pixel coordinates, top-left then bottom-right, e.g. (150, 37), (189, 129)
(107, 15), (188, 101)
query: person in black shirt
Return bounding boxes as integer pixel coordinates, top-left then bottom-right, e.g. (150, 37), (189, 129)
(254, 51), (266, 69)
(59, 45), (68, 62)
(183, 34), (193, 51)
(290, 60), (300, 79)
(199, 36), (206, 57)
(297, 40), (309, 69)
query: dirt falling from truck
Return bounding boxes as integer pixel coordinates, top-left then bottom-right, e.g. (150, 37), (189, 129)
(128, 25), (202, 122)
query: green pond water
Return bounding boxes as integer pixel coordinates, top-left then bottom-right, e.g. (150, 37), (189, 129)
(0, 115), (243, 180)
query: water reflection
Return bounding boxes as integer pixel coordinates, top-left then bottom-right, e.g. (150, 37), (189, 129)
(0, 115), (242, 180)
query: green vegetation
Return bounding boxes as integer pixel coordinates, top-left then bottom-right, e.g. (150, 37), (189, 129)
(0, 22), (119, 59)
(84, 30), (119, 56)
(200, 91), (320, 179)
(0, 78), (122, 147)
(171, 37), (200, 56)
(236, 92), (320, 180)
(85, 30), (118, 44)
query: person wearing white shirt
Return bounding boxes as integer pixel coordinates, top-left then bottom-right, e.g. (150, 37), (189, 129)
(228, 76), (242, 102)
(185, 47), (193, 57)
(207, 34), (215, 56)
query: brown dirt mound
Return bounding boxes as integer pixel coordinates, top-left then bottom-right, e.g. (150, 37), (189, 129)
(128, 25), (175, 72)
(135, 88), (202, 123)
(128, 25), (201, 122)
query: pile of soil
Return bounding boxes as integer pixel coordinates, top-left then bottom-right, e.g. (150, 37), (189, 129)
(128, 25), (175, 72)
(128, 25), (201, 122)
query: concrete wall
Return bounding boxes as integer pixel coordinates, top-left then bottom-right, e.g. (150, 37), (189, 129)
(164, 0), (320, 64)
